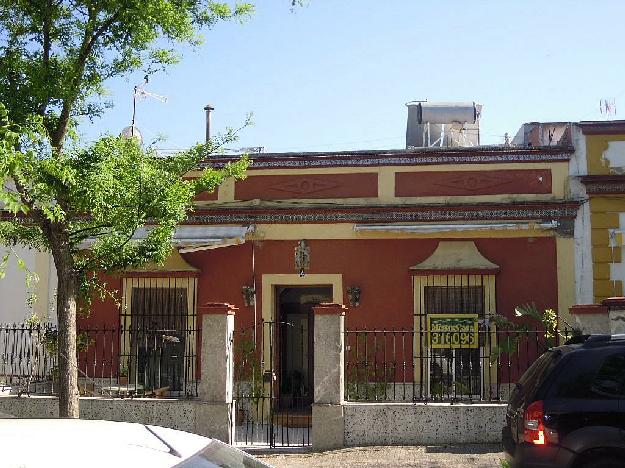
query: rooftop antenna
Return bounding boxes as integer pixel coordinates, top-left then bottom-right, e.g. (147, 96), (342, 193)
(121, 75), (168, 144)
(599, 98), (616, 120)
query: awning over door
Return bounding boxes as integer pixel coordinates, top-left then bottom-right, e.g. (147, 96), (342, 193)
(172, 225), (254, 253)
(105, 225), (255, 253)
(81, 225), (253, 252)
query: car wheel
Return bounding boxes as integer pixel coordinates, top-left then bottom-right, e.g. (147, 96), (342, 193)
(582, 457), (625, 468)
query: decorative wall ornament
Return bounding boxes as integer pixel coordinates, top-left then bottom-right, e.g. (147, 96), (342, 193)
(396, 169), (552, 197)
(581, 175), (625, 194)
(241, 285), (255, 307)
(347, 286), (361, 307)
(294, 240), (310, 277)
(269, 178), (340, 195)
(185, 202), (580, 226)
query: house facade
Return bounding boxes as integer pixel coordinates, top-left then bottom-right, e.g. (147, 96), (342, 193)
(80, 142), (578, 401)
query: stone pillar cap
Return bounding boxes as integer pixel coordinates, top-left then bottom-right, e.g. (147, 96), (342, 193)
(569, 304), (608, 315)
(313, 303), (348, 315)
(602, 297), (625, 309)
(198, 302), (238, 315)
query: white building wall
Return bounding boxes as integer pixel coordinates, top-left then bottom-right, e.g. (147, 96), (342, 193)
(0, 246), (57, 325)
(569, 124), (594, 304)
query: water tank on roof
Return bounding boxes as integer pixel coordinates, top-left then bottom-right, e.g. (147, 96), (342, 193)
(406, 101), (481, 148)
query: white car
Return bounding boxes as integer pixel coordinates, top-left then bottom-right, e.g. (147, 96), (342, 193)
(0, 419), (271, 468)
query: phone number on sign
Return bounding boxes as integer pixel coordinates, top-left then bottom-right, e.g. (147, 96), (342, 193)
(430, 331), (477, 348)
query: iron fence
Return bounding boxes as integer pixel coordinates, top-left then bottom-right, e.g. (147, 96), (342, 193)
(0, 323), (198, 398)
(344, 325), (575, 402)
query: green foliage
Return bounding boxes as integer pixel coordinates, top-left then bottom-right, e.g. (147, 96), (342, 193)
(490, 303), (581, 362)
(0, 102), (249, 316)
(233, 328), (266, 421)
(345, 333), (395, 401)
(41, 329), (93, 355)
(0, 1), (254, 140)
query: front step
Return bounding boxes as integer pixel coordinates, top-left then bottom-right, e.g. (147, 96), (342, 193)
(272, 411), (311, 428)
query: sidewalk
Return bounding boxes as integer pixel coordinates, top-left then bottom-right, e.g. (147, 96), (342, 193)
(257, 444), (505, 467)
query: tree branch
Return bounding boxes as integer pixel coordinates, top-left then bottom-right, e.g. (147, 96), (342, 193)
(68, 223), (112, 239)
(36, 0), (53, 116)
(51, 7), (122, 149)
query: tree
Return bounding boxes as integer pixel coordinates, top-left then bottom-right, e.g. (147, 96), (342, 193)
(0, 0), (258, 417)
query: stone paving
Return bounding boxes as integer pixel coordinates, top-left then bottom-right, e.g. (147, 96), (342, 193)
(256, 444), (506, 467)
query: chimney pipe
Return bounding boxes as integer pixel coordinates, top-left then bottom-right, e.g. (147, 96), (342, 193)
(203, 104), (214, 142)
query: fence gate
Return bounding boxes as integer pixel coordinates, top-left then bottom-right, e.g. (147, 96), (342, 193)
(233, 320), (312, 447)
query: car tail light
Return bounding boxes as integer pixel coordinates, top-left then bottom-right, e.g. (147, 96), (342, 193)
(523, 400), (545, 445)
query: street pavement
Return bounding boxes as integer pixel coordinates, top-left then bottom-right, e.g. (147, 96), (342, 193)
(256, 444), (505, 467)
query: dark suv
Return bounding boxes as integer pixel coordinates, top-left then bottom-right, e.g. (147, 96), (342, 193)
(502, 334), (625, 467)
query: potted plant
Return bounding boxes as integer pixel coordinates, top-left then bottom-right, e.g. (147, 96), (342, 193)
(118, 365), (128, 386)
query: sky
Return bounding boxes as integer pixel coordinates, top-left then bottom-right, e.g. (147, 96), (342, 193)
(80, 0), (625, 154)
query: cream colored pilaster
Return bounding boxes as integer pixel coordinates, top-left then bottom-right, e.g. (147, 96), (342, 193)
(377, 167), (395, 202)
(556, 236), (575, 327)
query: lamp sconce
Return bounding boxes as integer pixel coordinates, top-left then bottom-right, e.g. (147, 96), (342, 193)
(347, 286), (361, 307)
(242, 285), (256, 307)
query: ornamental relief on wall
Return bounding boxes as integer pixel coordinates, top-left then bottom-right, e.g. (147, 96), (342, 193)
(395, 169), (552, 196)
(431, 170), (548, 193)
(269, 177), (340, 195)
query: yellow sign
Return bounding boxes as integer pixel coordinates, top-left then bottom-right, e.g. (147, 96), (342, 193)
(427, 314), (479, 349)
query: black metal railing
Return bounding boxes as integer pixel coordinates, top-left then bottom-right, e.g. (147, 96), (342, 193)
(0, 323), (198, 398)
(344, 325), (574, 402)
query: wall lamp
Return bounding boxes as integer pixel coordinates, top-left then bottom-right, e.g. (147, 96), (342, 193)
(347, 286), (361, 307)
(294, 240), (310, 277)
(241, 285), (255, 307)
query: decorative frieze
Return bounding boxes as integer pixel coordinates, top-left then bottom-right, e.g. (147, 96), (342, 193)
(581, 175), (625, 194)
(185, 202), (579, 225)
(200, 149), (572, 170)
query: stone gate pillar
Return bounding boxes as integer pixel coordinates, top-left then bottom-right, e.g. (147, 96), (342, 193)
(602, 297), (625, 335)
(312, 303), (347, 450)
(196, 302), (237, 443)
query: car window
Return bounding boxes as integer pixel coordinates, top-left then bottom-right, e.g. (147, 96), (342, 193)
(590, 354), (625, 398)
(510, 350), (559, 405)
(550, 352), (625, 399)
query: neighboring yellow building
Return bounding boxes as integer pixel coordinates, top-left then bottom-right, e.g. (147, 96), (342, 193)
(578, 121), (625, 303)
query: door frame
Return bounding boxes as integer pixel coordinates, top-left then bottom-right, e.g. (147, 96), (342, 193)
(275, 285), (333, 408)
(260, 274), (342, 398)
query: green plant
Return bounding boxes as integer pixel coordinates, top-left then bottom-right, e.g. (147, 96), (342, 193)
(345, 333), (396, 401)
(490, 303), (582, 362)
(41, 330), (93, 355)
(233, 329), (265, 419)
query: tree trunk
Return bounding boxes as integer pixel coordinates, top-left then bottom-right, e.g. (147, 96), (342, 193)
(52, 241), (80, 418)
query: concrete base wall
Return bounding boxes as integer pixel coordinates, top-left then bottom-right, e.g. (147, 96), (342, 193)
(0, 396), (232, 443)
(344, 402), (507, 445)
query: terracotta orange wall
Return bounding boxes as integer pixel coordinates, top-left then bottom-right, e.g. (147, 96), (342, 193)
(80, 274), (122, 328)
(182, 237), (559, 331)
(83, 238), (558, 382)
